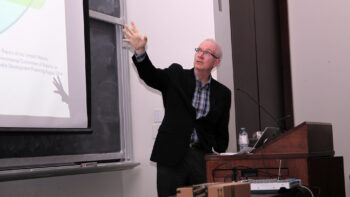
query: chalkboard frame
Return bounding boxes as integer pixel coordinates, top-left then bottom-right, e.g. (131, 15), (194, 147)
(0, 0), (136, 174)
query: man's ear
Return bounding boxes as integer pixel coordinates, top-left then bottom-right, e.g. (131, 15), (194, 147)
(213, 58), (221, 68)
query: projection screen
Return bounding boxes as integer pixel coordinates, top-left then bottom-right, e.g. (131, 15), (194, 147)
(0, 0), (88, 128)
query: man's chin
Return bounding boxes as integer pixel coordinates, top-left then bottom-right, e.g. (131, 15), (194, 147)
(194, 66), (202, 70)
(194, 67), (207, 72)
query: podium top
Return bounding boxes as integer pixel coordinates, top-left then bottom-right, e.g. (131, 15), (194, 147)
(251, 122), (334, 157)
(207, 122), (334, 160)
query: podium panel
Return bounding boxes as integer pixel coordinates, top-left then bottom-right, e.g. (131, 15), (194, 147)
(205, 122), (345, 197)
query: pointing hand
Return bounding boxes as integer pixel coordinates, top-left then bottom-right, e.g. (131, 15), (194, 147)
(122, 22), (147, 55)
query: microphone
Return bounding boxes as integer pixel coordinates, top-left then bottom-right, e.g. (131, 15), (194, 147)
(235, 87), (290, 132)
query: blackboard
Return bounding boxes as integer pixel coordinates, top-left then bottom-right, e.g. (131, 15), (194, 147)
(0, 2), (123, 170)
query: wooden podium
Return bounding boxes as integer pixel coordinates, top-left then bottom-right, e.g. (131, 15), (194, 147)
(205, 122), (346, 197)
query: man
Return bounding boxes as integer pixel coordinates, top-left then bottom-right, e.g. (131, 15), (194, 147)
(123, 22), (231, 197)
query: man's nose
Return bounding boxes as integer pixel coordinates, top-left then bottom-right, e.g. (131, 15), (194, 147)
(197, 52), (204, 58)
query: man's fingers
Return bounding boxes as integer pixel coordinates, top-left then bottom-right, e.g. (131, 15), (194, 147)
(122, 38), (130, 43)
(124, 24), (134, 35)
(122, 29), (132, 38)
(131, 21), (139, 33)
(123, 22), (147, 50)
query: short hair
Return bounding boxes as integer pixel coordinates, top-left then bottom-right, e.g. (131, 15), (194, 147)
(203, 39), (223, 59)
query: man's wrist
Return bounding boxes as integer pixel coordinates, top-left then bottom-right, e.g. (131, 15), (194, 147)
(135, 47), (146, 55)
(135, 51), (147, 62)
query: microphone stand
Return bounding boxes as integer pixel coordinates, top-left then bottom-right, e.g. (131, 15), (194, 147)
(235, 88), (290, 133)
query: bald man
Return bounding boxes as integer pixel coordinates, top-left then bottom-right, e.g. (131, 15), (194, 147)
(123, 22), (231, 197)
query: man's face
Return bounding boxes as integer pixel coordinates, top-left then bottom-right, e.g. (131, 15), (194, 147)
(194, 41), (220, 72)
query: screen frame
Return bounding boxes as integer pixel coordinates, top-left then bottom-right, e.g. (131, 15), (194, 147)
(0, 0), (91, 133)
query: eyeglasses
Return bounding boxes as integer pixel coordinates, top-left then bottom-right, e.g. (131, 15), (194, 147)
(195, 48), (219, 59)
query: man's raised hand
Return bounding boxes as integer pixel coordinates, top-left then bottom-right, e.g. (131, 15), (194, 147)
(122, 22), (147, 55)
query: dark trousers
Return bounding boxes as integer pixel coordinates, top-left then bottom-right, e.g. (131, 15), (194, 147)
(156, 148), (206, 197)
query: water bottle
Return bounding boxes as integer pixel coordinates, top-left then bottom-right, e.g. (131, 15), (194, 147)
(239, 127), (249, 151)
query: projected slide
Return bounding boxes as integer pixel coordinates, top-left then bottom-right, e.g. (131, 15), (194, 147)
(0, 0), (88, 128)
(0, 0), (46, 33)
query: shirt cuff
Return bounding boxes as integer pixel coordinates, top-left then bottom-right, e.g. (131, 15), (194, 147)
(135, 51), (147, 62)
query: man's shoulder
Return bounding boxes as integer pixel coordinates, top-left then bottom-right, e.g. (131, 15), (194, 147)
(168, 63), (191, 71)
(168, 63), (193, 75)
(168, 63), (182, 70)
(211, 79), (231, 95)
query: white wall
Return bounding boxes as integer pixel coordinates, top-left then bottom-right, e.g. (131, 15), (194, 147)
(123, 0), (217, 197)
(0, 171), (124, 197)
(288, 0), (350, 196)
(214, 0), (236, 152)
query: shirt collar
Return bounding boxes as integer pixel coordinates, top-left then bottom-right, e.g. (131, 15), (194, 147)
(193, 71), (211, 88)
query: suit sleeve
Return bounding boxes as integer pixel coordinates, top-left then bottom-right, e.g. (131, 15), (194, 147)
(132, 53), (169, 91)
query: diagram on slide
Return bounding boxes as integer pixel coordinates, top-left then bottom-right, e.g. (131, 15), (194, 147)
(0, 0), (46, 33)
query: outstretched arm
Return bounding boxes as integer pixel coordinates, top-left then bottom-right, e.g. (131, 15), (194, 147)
(123, 21), (169, 91)
(122, 22), (147, 55)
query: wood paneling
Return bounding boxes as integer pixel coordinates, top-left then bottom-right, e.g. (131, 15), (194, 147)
(230, 0), (294, 148)
(205, 122), (345, 197)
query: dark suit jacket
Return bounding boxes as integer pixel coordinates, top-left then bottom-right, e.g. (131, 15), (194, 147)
(132, 54), (231, 167)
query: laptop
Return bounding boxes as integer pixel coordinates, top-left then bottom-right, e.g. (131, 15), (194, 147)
(239, 127), (280, 154)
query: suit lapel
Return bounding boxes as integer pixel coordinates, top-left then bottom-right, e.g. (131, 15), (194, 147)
(208, 79), (218, 114)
